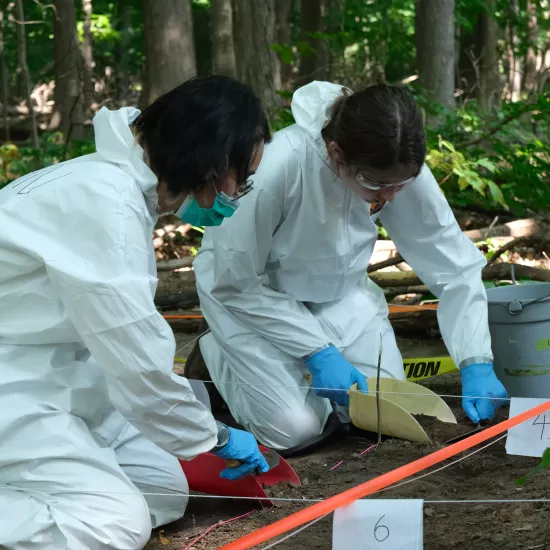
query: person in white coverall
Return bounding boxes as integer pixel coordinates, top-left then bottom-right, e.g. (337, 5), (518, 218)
(193, 81), (508, 451)
(0, 76), (271, 550)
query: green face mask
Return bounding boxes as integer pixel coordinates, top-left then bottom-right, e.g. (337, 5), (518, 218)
(175, 192), (239, 227)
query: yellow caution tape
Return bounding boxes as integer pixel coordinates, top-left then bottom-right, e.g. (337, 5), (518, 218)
(403, 356), (458, 381)
(178, 355), (457, 382)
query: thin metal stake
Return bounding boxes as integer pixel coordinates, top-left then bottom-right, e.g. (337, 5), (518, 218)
(376, 334), (383, 446)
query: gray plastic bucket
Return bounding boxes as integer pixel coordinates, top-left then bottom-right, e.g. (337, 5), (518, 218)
(486, 283), (550, 398)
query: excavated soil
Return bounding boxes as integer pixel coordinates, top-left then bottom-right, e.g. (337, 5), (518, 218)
(144, 364), (549, 549)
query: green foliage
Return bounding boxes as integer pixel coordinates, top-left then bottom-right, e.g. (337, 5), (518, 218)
(422, 93), (550, 214)
(426, 139), (508, 209)
(0, 134), (95, 190)
(515, 448), (550, 487)
(77, 14), (120, 43)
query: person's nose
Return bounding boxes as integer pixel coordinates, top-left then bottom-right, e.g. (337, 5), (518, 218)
(379, 186), (398, 202)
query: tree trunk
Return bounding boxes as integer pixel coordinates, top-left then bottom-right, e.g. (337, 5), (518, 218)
(81, 0), (94, 117)
(193, 4), (212, 76)
(477, 0), (500, 113)
(210, 0), (237, 78)
(415, 0), (455, 125)
(505, 0), (521, 101)
(523, 0), (538, 95)
(275, 0), (293, 90)
(142, 0), (197, 106)
(50, 0), (85, 140)
(115, 3), (133, 104)
(323, 0), (343, 83)
(0, 9), (10, 142)
(298, 0), (324, 85)
(14, 0), (39, 148)
(233, 0), (281, 118)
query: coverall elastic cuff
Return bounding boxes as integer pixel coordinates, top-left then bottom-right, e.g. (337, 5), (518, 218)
(302, 343), (333, 362)
(458, 356), (494, 370)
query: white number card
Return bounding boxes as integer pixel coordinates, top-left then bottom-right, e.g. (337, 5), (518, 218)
(506, 397), (550, 458)
(333, 499), (423, 549)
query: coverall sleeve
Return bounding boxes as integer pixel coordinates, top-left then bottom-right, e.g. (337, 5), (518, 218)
(204, 141), (329, 359)
(45, 180), (218, 460)
(379, 164), (493, 368)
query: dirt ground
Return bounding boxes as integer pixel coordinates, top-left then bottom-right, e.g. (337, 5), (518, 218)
(143, 326), (550, 550)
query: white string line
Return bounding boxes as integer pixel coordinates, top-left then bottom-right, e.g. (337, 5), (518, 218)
(231, 434), (523, 549)
(186, 378), (514, 401)
(261, 516), (325, 550)
(174, 329), (512, 401)
(375, 434), (508, 495)
(4, 484), (547, 506)
(174, 329), (210, 356)
(0, 434), (517, 505)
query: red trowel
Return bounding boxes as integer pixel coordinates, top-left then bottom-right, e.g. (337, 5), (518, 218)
(179, 445), (301, 506)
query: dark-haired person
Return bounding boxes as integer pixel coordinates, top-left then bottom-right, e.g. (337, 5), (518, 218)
(0, 75), (270, 549)
(193, 81), (508, 451)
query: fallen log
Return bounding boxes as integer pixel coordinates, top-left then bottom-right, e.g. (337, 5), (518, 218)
(486, 236), (528, 266)
(157, 257), (195, 271)
(155, 290), (200, 310)
(370, 262), (550, 288)
(481, 262), (550, 282)
(384, 285), (430, 300)
(368, 253), (404, 273)
(164, 313), (202, 333)
(464, 218), (545, 242)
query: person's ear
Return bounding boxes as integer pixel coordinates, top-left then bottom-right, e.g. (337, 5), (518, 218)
(327, 141), (344, 166)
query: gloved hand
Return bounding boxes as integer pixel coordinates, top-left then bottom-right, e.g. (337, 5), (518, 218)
(461, 363), (508, 423)
(212, 426), (269, 480)
(305, 344), (368, 406)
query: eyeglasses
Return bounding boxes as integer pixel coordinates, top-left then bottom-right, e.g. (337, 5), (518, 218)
(356, 172), (415, 192)
(235, 178), (254, 199)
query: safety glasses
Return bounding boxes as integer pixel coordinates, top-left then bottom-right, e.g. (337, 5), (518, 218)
(356, 172), (415, 191)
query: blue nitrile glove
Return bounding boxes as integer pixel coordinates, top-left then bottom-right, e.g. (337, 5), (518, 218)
(461, 363), (508, 423)
(212, 426), (270, 480)
(305, 344), (368, 407)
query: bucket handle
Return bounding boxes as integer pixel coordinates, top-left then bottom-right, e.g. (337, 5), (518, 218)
(506, 292), (550, 315)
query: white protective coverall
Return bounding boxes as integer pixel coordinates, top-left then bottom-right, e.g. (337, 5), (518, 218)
(194, 81), (493, 451)
(0, 107), (217, 549)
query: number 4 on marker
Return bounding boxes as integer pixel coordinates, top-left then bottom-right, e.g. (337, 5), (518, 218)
(532, 414), (550, 440)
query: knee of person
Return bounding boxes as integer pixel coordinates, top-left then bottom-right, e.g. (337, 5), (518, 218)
(101, 495), (152, 550)
(153, 473), (189, 527)
(255, 408), (324, 450)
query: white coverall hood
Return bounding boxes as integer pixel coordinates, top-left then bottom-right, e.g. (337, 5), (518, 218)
(193, 81), (493, 450)
(291, 81), (351, 139)
(93, 106), (159, 212)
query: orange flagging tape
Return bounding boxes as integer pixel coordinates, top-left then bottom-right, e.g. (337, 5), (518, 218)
(162, 304), (439, 322)
(220, 399), (550, 550)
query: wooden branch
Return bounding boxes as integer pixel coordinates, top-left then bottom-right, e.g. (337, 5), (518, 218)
(464, 218), (543, 241)
(157, 257), (195, 271)
(368, 253), (405, 273)
(486, 236), (528, 266)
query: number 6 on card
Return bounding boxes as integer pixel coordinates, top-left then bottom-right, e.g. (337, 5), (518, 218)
(333, 499), (423, 549)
